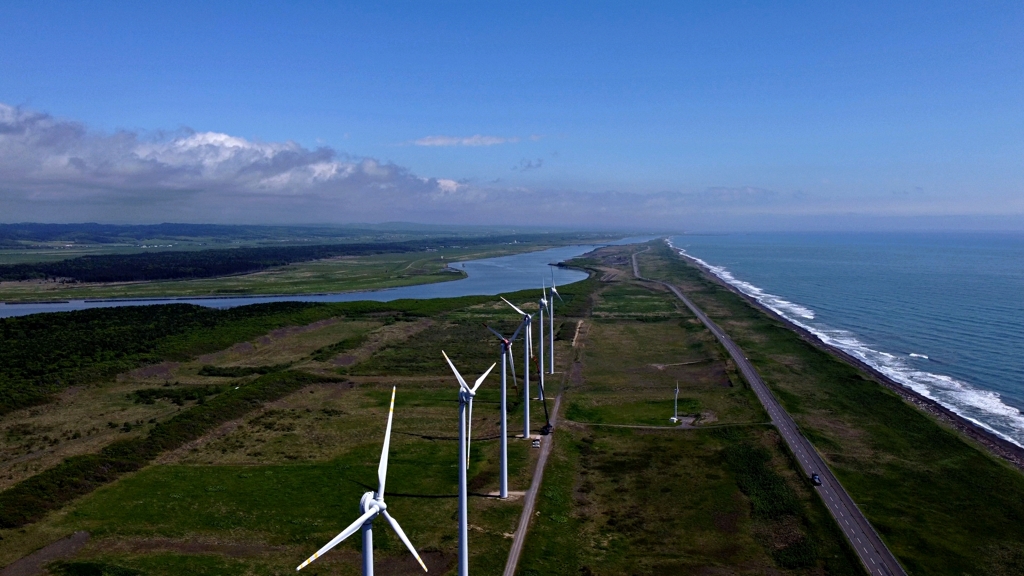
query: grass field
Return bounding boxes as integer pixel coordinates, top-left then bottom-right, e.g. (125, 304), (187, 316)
(0, 279), (588, 574)
(0, 241), (594, 303)
(517, 246), (861, 575)
(5, 240), (1023, 575)
(637, 241), (1024, 575)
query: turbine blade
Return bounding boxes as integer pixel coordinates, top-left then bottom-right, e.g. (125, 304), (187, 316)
(507, 349), (520, 394)
(483, 324), (505, 340)
(297, 506), (378, 571)
(510, 318), (527, 342)
(500, 296), (528, 317)
(551, 269), (563, 299)
(470, 362), (496, 394)
(442, 350), (471, 393)
(382, 510), (428, 572)
(377, 386), (396, 499)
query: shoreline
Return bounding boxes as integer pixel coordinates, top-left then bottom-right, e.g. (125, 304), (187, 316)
(0, 270), (468, 306)
(671, 248), (1024, 472)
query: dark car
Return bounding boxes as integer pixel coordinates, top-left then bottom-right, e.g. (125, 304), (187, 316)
(810, 473), (822, 486)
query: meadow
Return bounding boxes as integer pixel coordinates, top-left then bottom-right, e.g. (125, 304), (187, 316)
(0, 276), (592, 574)
(6, 241), (1022, 574)
(517, 246), (860, 575)
(637, 241), (1024, 575)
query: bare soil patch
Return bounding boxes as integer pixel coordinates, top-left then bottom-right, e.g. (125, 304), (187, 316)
(102, 537), (284, 558)
(0, 532), (89, 576)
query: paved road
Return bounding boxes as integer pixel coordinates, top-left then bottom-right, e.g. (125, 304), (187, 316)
(502, 393), (563, 576)
(633, 252), (906, 576)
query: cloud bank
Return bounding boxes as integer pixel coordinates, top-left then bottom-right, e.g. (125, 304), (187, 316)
(1, 104), (1018, 231)
(412, 134), (519, 147)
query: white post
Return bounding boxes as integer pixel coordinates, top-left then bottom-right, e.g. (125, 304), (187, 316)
(499, 345), (508, 498)
(523, 321), (530, 439)
(458, 393), (469, 576)
(362, 519), (374, 576)
(539, 303), (545, 401)
(549, 295), (555, 374)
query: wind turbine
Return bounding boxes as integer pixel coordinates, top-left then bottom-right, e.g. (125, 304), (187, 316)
(670, 381), (680, 424)
(501, 297), (534, 438)
(442, 352), (495, 576)
(483, 317), (528, 499)
(297, 387), (427, 575)
(538, 284), (547, 402)
(548, 268), (564, 375)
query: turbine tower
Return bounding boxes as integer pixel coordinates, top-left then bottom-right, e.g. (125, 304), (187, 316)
(442, 351), (495, 576)
(297, 387), (427, 575)
(549, 269), (564, 375)
(670, 381), (680, 424)
(538, 285), (547, 401)
(501, 297), (534, 438)
(484, 317), (528, 499)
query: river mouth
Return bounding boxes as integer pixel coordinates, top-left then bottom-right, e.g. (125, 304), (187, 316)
(0, 237), (656, 318)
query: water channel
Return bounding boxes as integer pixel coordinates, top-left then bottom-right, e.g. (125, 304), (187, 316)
(0, 237), (654, 318)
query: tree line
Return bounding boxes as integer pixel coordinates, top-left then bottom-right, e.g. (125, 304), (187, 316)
(0, 233), (604, 283)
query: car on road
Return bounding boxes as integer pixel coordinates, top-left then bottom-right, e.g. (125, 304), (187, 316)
(810, 472), (822, 486)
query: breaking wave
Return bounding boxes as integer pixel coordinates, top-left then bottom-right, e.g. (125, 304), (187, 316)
(667, 239), (1024, 448)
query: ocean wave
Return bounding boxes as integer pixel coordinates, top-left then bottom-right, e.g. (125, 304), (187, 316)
(667, 240), (815, 320)
(667, 239), (1024, 448)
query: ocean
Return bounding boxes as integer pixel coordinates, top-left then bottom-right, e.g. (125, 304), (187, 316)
(668, 232), (1024, 448)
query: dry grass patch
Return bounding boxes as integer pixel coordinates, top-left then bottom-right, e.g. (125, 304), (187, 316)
(0, 383), (182, 491)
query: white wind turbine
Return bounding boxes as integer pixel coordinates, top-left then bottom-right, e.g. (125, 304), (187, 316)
(670, 381), (681, 424)
(297, 387), (427, 575)
(501, 297), (535, 438)
(538, 284), (547, 402)
(548, 268), (564, 375)
(484, 316), (529, 499)
(442, 351), (496, 576)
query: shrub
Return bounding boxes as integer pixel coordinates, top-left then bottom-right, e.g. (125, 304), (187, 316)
(0, 371), (336, 528)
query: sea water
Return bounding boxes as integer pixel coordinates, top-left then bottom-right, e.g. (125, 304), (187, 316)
(669, 233), (1024, 448)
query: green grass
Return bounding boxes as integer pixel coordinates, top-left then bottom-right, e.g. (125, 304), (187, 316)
(518, 248), (859, 574)
(638, 241), (1024, 575)
(0, 240), (597, 303)
(19, 381), (536, 575)
(592, 282), (683, 319)
(519, 426), (861, 575)
(565, 397), (700, 426)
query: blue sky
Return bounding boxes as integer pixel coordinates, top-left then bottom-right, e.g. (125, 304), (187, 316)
(0, 1), (1021, 229)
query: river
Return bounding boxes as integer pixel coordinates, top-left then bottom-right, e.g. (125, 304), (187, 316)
(0, 238), (653, 319)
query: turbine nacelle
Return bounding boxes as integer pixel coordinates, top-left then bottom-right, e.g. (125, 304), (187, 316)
(360, 492), (386, 515)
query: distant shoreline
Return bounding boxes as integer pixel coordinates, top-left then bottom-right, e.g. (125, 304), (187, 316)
(672, 248), (1024, 472)
(0, 270), (468, 306)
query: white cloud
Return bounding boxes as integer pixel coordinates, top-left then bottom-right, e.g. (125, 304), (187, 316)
(3, 103), (1011, 231)
(412, 134), (519, 147)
